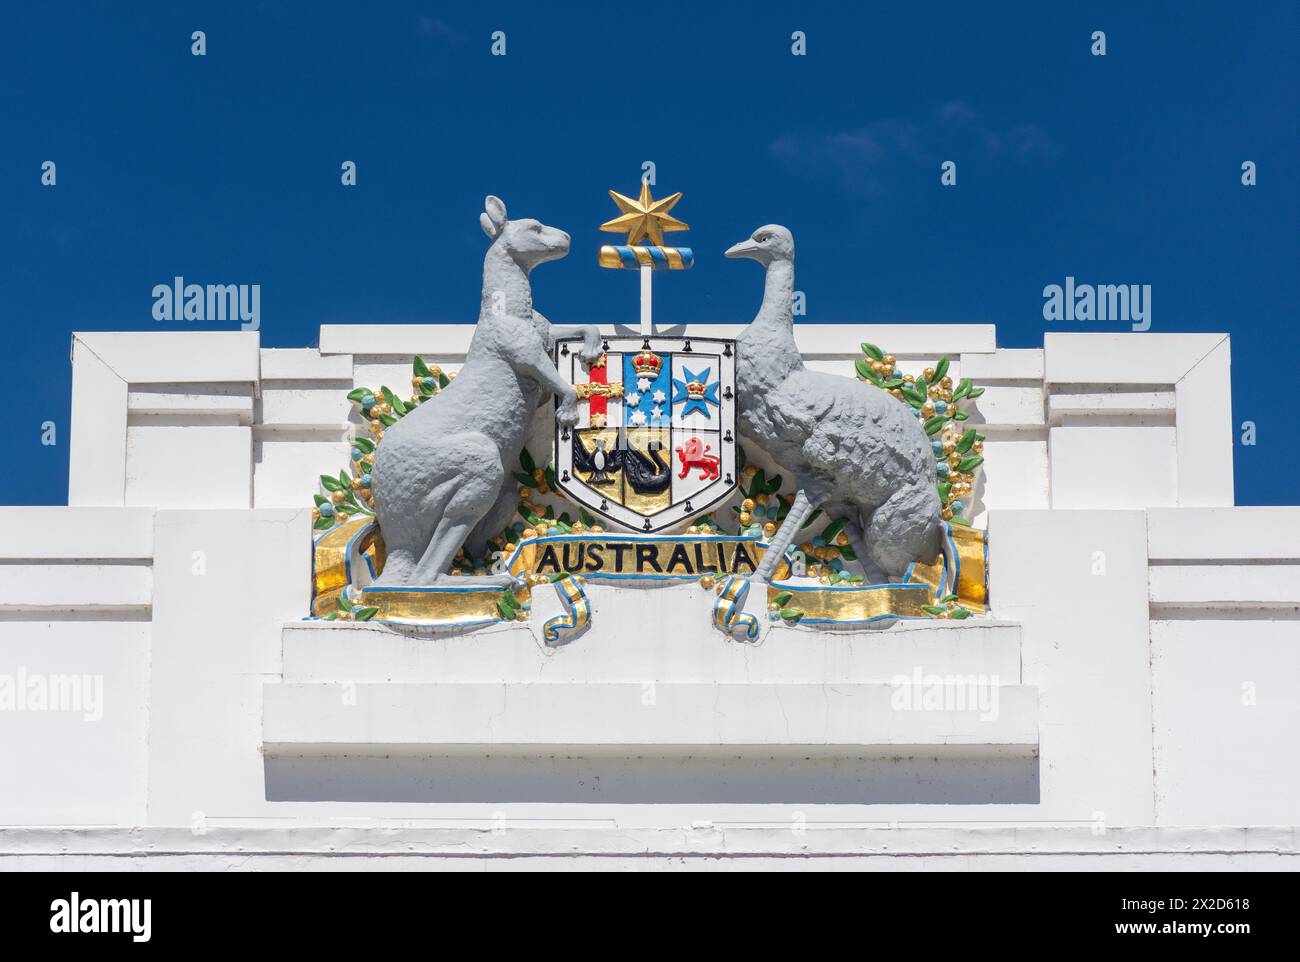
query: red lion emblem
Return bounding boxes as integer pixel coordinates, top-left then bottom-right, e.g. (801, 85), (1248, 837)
(675, 436), (721, 480)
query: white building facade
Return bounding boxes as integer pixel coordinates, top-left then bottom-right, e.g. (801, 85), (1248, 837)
(1, 324), (1296, 870)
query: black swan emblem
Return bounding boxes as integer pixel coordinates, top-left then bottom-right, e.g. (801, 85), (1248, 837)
(572, 434), (670, 495)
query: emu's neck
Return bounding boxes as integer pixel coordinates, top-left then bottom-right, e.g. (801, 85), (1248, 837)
(752, 259), (795, 335)
(480, 244), (532, 319)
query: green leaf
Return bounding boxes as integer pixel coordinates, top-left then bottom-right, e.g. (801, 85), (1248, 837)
(545, 465), (557, 489)
(902, 384), (926, 404)
(519, 447), (536, 474)
(924, 416), (947, 436)
(852, 356), (883, 382)
(323, 611), (339, 620)
(957, 455), (984, 473)
(313, 493), (327, 506)
(352, 606), (379, 622)
(938, 481), (952, 502)
(821, 516), (848, 542)
(950, 608), (971, 619)
(906, 394), (924, 409)
(748, 468), (767, 499)
(953, 410), (969, 421)
(517, 506), (534, 522)
(965, 387), (984, 399)
(438, 371), (451, 388)
(413, 355), (431, 377)
(800, 508), (822, 530)
(921, 605), (945, 616)
(498, 589), (521, 612)
(838, 544), (857, 561)
(882, 377), (904, 389)
(496, 599), (516, 620)
(933, 355), (950, 383)
(940, 593), (959, 602)
(772, 591), (794, 607)
(953, 378), (973, 400)
(556, 521), (572, 533)
(353, 437), (375, 455)
(764, 474), (783, 494)
(736, 445), (747, 470)
(313, 516), (334, 531)
(860, 342), (885, 362)
(380, 386), (407, 416)
(956, 429), (977, 453)
(379, 413), (397, 426)
(346, 388), (370, 402)
(779, 608), (804, 622)
(950, 516), (971, 527)
(579, 508), (596, 528)
(513, 472), (535, 488)
(337, 594), (351, 612)
(549, 571), (573, 583)
(320, 474), (343, 492)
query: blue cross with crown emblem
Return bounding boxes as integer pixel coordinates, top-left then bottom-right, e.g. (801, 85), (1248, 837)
(671, 365), (721, 418)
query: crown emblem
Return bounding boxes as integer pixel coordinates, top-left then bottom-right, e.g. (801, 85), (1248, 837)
(685, 379), (706, 399)
(632, 350), (663, 377)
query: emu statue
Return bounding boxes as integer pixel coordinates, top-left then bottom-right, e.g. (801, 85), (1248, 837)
(371, 197), (602, 586)
(725, 225), (943, 584)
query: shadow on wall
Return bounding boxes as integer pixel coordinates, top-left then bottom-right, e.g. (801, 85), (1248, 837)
(264, 750), (1040, 805)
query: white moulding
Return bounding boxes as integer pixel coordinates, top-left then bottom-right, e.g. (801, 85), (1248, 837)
(263, 681), (1039, 755)
(1148, 564), (1300, 608)
(1147, 507), (1300, 561)
(1043, 333), (1233, 508)
(279, 618), (1025, 686)
(0, 507), (155, 560)
(0, 563), (151, 611)
(259, 349), (353, 381)
(71, 332), (259, 384)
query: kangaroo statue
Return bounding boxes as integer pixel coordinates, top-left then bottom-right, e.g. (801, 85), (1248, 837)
(371, 196), (602, 586)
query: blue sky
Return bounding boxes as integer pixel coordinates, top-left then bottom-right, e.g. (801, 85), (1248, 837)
(2, 1), (1296, 505)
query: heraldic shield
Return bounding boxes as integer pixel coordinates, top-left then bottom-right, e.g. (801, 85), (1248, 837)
(554, 335), (739, 532)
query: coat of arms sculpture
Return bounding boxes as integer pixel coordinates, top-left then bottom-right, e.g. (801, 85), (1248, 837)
(555, 335), (738, 532)
(307, 182), (989, 643)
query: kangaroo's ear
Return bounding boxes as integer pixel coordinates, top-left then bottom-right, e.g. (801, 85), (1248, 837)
(482, 195), (507, 238)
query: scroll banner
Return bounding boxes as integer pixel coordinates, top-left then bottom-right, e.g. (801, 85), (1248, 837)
(310, 522), (987, 630)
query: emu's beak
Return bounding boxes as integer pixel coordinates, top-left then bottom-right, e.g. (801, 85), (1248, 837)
(725, 238), (761, 260)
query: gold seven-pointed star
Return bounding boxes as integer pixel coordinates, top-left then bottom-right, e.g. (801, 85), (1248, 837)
(599, 183), (689, 247)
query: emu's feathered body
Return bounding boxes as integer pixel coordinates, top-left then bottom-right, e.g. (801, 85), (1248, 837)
(727, 225), (942, 580)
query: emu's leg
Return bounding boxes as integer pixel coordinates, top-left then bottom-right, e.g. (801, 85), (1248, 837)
(753, 489), (816, 584)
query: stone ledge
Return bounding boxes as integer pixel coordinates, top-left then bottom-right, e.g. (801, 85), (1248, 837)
(0, 825), (1293, 859)
(262, 681), (1037, 755)
(281, 615), (1024, 685)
